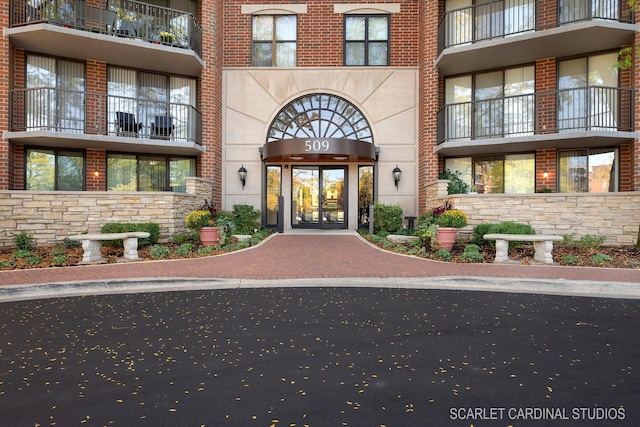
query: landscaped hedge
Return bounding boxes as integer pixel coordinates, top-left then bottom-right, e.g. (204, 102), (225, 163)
(472, 221), (536, 249)
(373, 202), (403, 234)
(100, 223), (160, 247)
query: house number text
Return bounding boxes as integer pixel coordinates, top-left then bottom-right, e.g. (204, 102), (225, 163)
(304, 140), (330, 152)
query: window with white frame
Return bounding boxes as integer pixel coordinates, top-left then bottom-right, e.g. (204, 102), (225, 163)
(252, 15), (297, 67)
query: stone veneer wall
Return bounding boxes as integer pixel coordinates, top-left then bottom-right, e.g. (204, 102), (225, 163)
(0, 177), (213, 247)
(426, 180), (640, 246)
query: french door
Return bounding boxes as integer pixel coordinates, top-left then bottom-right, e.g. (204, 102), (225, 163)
(292, 166), (347, 229)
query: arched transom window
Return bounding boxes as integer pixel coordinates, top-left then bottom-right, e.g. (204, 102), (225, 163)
(267, 94), (373, 143)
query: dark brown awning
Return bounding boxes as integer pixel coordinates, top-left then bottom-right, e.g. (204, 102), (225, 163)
(261, 138), (377, 162)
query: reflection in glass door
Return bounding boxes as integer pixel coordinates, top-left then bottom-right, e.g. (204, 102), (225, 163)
(292, 166), (346, 229)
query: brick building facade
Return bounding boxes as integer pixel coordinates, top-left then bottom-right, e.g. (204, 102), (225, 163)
(1, 0), (638, 243)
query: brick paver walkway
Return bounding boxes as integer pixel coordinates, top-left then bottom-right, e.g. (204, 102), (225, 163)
(1, 234), (640, 286)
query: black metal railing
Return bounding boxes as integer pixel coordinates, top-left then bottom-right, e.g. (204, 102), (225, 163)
(437, 86), (633, 144)
(10, 0), (202, 56)
(10, 87), (202, 145)
(438, 0), (631, 53)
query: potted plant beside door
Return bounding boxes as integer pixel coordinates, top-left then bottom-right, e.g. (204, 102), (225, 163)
(185, 209), (220, 246)
(434, 209), (468, 251)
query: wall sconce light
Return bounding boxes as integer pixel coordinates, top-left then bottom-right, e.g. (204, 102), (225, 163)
(94, 171), (100, 178)
(238, 164), (247, 189)
(543, 170), (549, 178)
(393, 165), (402, 189)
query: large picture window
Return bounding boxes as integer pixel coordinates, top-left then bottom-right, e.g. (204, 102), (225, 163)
(252, 15), (297, 67)
(26, 148), (84, 191)
(344, 15), (389, 66)
(444, 153), (535, 194)
(558, 148), (618, 193)
(107, 153), (196, 192)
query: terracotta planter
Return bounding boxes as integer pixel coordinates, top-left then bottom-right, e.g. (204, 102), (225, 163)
(436, 227), (458, 251)
(199, 227), (220, 246)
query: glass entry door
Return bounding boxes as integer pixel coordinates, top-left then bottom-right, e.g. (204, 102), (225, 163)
(292, 166), (346, 229)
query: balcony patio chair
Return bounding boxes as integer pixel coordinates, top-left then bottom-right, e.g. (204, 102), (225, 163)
(115, 112), (143, 136)
(151, 115), (174, 139)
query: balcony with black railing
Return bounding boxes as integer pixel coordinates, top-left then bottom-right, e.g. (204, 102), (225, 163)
(436, 0), (636, 75)
(7, 0), (203, 76)
(7, 88), (203, 156)
(436, 86), (635, 156)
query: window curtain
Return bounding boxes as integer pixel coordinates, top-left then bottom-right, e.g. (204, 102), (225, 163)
(107, 153), (137, 191)
(108, 67), (137, 134)
(169, 157), (195, 193)
(504, 153), (534, 193)
(504, 66), (535, 136)
(445, 76), (472, 140)
(505, 0), (535, 35)
(170, 76), (195, 141)
(475, 0), (503, 41)
(474, 71), (503, 138)
(558, 150), (588, 192)
(57, 60), (85, 133)
(139, 156), (167, 191)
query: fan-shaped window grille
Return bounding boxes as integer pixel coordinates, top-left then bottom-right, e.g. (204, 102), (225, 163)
(267, 94), (373, 143)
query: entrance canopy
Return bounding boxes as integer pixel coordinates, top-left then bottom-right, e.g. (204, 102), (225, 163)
(261, 93), (377, 162)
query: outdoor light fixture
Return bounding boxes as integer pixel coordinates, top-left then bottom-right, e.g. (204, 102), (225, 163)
(393, 165), (402, 189)
(238, 165), (247, 189)
(543, 169), (549, 178)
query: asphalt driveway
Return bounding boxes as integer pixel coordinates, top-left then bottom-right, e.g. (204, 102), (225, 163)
(1, 286), (638, 426)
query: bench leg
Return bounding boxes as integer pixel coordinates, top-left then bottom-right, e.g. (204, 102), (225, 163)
(494, 239), (510, 263)
(122, 238), (140, 261)
(80, 240), (104, 264)
(533, 241), (555, 264)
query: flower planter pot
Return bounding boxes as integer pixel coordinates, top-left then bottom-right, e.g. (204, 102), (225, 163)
(199, 227), (220, 246)
(436, 227), (458, 251)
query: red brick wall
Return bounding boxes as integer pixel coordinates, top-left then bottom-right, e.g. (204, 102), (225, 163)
(85, 149), (106, 191)
(536, 148), (556, 191)
(223, 0), (419, 67)
(199, 0), (223, 207)
(0, 0), (9, 190)
(417, 0), (442, 213)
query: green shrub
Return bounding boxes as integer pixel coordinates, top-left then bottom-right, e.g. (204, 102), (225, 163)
(438, 170), (470, 195)
(100, 223), (160, 247)
(394, 246), (408, 253)
(575, 235), (606, 249)
(52, 256), (68, 265)
(172, 231), (198, 244)
(149, 245), (171, 259)
(461, 244), (484, 262)
(232, 204), (261, 234)
(0, 260), (16, 269)
(435, 249), (452, 260)
(561, 233), (605, 249)
(175, 243), (194, 256)
(473, 221), (536, 250)
(51, 248), (67, 256)
(416, 223), (439, 250)
(407, 247), (426, 256)
(592, 253), (612, 264)
(24, 255), (43, 265)
(14, 231), (35, 251)
(214, 211), (236, 246)
(373, 202), (403, 234)
(563, 254), (581, 264)
(58, 237), (82, 249)
(13, 250), (34, 259)
(197, 246), (214, 255)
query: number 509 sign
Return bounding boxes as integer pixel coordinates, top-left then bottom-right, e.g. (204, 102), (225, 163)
(304, 140), (331, 152)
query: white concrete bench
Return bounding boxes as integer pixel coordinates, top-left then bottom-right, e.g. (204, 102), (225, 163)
(483, 233), (563, 264)
(68, 232), (150, 264)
